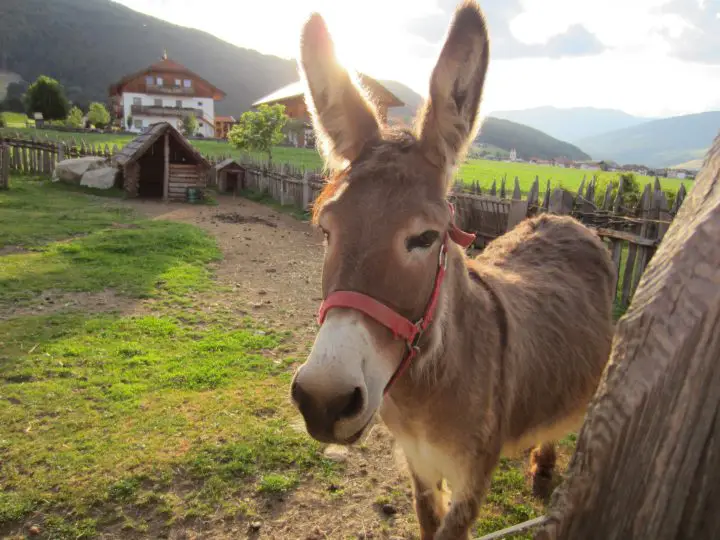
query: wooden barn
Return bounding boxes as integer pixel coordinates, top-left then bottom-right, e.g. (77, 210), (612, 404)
(114, 122), (210, 201)
(213, 158), (245, 194)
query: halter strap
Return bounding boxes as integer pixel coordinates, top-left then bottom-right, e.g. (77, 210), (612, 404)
(316, 202), (476, 395)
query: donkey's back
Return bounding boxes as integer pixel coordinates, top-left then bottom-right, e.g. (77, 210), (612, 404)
(474, 213), (616, 451)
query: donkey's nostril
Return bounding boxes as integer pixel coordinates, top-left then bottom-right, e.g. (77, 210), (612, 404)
(337, 387), (365, 420)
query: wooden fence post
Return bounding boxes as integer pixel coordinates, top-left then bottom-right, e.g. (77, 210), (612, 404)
(302, 172), (312, 210)
(0, 145), (9, 189)
(548, 188), (574, 215)
(535, 133), (720, 540)
(58, 142), (65, 163)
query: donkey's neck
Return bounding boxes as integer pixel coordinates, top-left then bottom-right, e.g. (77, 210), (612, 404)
(387, 244), (502, 405)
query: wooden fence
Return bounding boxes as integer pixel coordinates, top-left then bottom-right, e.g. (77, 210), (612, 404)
(225, 158), (689, 311)
(0, 136), (120, 176)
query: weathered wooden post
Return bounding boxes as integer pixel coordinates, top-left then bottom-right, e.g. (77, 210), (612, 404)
(534, 133), (720, 540)
(302, 171), (312, 210)
(57, 141), (65, 163)
(548, 188), (574, 215)
(0, 145), (9, 189)
(163, 132), (170, 201)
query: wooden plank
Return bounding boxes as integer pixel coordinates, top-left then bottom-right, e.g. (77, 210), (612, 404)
(620, 243), (638, 308)
(0, 146), (9, 189)
(163, 133), (169, 201)
(610, 239), (623, 299)
(535, 132), (720, 540)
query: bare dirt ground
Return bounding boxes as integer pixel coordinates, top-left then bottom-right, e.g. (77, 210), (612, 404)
(123, 195), (421, 539)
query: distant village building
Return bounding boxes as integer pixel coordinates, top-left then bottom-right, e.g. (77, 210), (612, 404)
(214, 116), (237, 139)
(252, 74), (404, 147)
(509, 148), (517, 161)
(109, 53), (225, 138)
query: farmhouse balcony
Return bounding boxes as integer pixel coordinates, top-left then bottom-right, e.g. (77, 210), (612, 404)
(131, 104), (204, 119)
(144, 84), (196, 96)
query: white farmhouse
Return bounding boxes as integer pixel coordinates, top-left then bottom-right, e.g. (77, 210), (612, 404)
(109, 53), (225, 138)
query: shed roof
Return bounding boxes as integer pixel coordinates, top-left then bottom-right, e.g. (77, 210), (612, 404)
(113, 122), (210, 169)
(213, 158), (243, 171)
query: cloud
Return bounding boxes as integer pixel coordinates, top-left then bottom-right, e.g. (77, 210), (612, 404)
(660, 0), (720, 63)
(404, 0), (606, 59)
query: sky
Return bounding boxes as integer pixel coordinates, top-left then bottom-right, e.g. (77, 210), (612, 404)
(113, 0), (720, 117)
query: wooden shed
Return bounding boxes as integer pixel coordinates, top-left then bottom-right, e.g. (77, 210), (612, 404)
(213, 158), (245, 194)
(113, 122), (210, 201)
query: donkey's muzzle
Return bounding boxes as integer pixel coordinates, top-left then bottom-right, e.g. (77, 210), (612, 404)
(291, 376), (366, 444)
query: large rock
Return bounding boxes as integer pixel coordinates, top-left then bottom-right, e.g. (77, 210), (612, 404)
(80, 167), (118, 190)
(52, 156), (109, 184)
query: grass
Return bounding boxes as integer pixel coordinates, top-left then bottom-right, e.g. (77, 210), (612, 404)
(0, 174), (332, 538)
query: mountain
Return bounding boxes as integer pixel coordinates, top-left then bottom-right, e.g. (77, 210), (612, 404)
(380, 83), (589, 161)
(477, 117), (590, 161)
(578, 111), (720, 168)
(0, 0), (299, 116)
(489, 106), (654, 143)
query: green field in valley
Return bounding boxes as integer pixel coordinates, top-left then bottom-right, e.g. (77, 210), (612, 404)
(1, 122), (693, 196)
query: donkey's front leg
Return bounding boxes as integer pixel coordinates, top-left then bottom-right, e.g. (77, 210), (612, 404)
(434, 454), (497, 540)
(410, 470), (448, 540)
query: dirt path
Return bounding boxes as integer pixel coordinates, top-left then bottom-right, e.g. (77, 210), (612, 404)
(125, 195), (420, 539)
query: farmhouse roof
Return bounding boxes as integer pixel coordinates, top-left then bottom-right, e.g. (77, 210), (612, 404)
(113, 122), (210, 169)
(108, 57), (226, 99)
(252, 74), (404, 109)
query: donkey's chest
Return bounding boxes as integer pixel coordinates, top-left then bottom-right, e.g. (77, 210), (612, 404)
(382, 406), (463, 491)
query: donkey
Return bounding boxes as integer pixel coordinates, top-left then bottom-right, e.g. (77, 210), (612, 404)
(289, 1), (616, 538)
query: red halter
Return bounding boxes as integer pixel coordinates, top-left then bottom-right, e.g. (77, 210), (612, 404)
(316, 204), (476, 395)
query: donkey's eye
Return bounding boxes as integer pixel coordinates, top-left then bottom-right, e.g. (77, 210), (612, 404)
(406, 230), (439, 251)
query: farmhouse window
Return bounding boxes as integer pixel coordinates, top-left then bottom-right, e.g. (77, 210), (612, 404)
(176, 100), (182, 108)
(154, 99), (162, 107)
(145, 76), (153, 85)
(175, 79), (181, 86)
(133, 97), (141, 106)
(134, 119), (143, 129)
(156, 77), (164, 86)
(183, 79), (192, 88)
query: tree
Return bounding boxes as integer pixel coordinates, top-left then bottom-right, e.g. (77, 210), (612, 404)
(227, 104), (288, 162)
(24, 75), (69, 121)
(1, 81), (28, 113)
(182, 114), (198, 137)
(87, 102), (110, 128)
(66, 106), (84, 128)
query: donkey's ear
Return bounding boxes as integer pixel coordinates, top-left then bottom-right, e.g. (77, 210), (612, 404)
(299, 13), (381, 170)
(415, 0), (490, 177)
